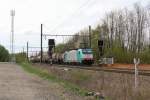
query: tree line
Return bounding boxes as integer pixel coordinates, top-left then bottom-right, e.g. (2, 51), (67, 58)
(55, 3), (150, 64)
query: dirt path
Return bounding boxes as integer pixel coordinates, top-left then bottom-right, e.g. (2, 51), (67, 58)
(0, 63), (88, 100)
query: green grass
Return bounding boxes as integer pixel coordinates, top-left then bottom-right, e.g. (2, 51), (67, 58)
(18, 62), (91, 97)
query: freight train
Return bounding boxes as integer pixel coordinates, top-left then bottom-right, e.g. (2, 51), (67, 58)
(30, 48), (94, 65)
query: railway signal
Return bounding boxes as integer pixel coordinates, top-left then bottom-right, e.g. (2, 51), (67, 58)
(48, 39), (55, 52)
(48, 39), (55, 65)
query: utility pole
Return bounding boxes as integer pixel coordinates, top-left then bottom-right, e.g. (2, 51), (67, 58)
(40, 24), (43, 63)
(89, 25), (92, 48)
(27, 42), (29, 61)
(10, 10), (15, 62)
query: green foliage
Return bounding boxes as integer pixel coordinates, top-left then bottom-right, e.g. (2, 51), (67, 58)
(138, 50), (150, 64)
(0, 45), (9, 62)
(15, 53), (27, 63)
(104, 47), (135, 63)
(19, 62), (90, 97)
(104, 46), (150, 64)
(91, 30), (100, 63)
(54, 43), (66, 53)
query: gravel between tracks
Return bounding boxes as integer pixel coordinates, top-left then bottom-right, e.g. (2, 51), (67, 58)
(0, 63), (88, 100)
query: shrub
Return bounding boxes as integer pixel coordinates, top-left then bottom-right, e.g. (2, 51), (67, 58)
(0, 45), (9, 62)
(15, 53), (27, 63)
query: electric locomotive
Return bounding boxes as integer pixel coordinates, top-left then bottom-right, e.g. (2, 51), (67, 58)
(63, 48), (94, 65)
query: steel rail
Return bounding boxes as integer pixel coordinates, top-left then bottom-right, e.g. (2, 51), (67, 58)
(52, 64), (150, 76)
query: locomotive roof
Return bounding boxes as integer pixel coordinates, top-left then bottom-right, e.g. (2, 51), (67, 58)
(63, 48), (92, 52)
(67, 48), (92, 50)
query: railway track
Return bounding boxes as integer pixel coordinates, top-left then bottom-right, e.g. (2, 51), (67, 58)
(32, 63), (150, 76)
(51, 64), (150, 76)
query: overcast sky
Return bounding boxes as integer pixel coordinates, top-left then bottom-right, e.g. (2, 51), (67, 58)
(0, 0), (149, 53)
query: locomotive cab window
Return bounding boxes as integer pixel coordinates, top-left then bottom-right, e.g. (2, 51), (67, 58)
(82, 49), (92, 54)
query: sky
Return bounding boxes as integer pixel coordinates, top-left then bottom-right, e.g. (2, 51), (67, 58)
(0, 0), (149, 53)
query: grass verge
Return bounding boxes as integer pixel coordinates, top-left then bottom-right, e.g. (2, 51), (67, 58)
(18, 62), (91, 97)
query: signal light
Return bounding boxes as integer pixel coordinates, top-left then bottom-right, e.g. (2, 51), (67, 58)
(98, 40), (104, 56)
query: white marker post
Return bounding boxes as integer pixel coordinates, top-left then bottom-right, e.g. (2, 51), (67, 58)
(134, 58), (140, 90)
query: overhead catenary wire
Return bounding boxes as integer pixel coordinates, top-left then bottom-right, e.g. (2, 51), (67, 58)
(45, 0), (97, 34)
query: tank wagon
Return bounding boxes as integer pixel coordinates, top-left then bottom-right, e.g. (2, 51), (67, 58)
(52, 53), (63, 64)
(29, 52), (49, 63)
(31, 55), (40, 62)
(42, 52), (50, 63)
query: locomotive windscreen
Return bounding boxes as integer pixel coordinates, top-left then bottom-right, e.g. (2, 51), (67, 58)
(82, 49), (92, 54)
